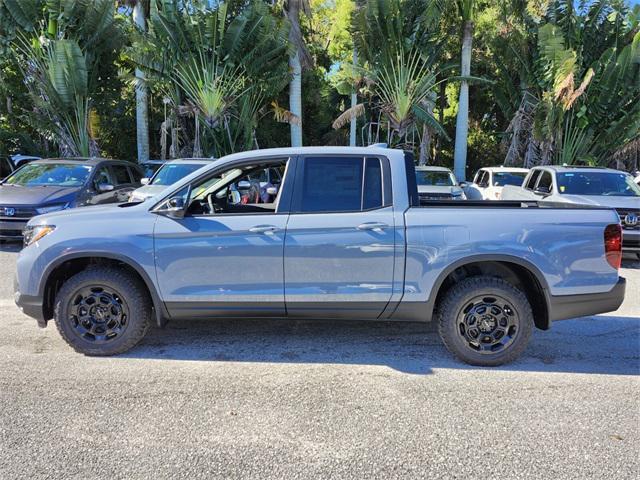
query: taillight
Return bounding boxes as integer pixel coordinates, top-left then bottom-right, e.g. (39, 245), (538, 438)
(604, 224), (622, 270)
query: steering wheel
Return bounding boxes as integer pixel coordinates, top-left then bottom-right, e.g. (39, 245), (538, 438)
(208, 189), (229, 213)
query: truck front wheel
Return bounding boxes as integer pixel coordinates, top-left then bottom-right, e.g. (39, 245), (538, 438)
(54, 267), (152, 356)
(437, 276), (534, 366)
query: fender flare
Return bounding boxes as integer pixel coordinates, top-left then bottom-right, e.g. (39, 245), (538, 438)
(40, 251), (170, 327)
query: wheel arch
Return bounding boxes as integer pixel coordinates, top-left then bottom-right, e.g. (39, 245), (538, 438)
(40, 252), (169, 327)
(427, 255), (552, 330)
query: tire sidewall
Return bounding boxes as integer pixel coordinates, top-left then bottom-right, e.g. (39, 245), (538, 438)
(54, 269), (150, 356)
(439, 278), (534, 366)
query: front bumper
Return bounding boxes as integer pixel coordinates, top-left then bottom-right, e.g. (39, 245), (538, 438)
(622, 229), (640, 253)
(548, 277), (626, 322)
(13, 272), (47, 327)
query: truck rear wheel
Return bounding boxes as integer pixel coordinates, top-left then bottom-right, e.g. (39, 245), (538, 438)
(54, 267), (151, 356)
(437, 276), (534, 366)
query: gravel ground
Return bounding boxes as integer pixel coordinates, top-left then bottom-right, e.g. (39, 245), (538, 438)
(0, 244), (638, 479)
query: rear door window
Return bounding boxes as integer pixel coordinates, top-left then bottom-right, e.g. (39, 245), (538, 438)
(295, 156), (386, 213)
(111, 164), (132, 185)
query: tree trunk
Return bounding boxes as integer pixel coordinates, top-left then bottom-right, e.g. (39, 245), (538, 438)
(349, 49), (358, 146)
(133, 2), (150, 163)
(289, 50), (303, 147)
(453, 20), (473, 181)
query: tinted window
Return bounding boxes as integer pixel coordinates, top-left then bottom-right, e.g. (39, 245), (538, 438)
(93, 167), (113, 189)
(6, 163), (92, 187)
(416, 170), (455, 186)
(556, 172), (640, 197)
(298, 156), (385, 213)
(151, 163), (205, 186)
(525, 170), (541, 190)
(537, 171), (553, 191)
(363, 158), (383, 210)
(129, 166), (143, 183)
(0, 158), (12, 178)
(300, 157), (363, 212)
(112, 165), (132, 185)
(493, 171), (527, 186)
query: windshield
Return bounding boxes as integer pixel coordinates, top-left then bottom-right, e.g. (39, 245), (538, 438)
(557, 172), (640, 197)
(5, 163), (92, 187)
(415, 170), (455, 186)
(150, 163), (205, 186)
(493, 171), (527, 187)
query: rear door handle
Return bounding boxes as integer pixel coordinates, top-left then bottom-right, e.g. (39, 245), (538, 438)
(249, 225), (280, 234)
(357, 222), (389, 231)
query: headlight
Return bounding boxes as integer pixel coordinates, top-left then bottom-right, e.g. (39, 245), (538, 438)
(36, 203), (69, 214)
(23, 225), (56, 247)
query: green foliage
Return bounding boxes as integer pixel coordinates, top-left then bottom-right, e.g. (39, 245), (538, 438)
(130, 0), (290, 157)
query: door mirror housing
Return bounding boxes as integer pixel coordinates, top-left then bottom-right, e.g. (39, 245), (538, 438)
(534, 186), (551, 196)
(161, 196), (186, 219)
(266, 186), (278, 196)
(458, 181), (468, 188)
(97, 183), (115, 193)
(140, 177), (150, 185)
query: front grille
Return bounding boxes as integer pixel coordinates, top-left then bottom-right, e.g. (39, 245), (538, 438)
(616, 209), (640, 230)
(0, 206), (37, 220)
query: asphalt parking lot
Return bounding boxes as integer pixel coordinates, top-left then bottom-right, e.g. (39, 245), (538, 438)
(0, 244), (638, 479)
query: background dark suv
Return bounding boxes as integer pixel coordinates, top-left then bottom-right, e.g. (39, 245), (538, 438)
(0, 158), (143, 241)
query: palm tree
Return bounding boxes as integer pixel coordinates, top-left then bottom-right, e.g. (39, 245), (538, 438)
(131, 0), (289, 157)
(497, 1), (640, 167)
(349, 0), (447, 152)
(4, 0), (121, 156)
(131, 0), (150, 163)
(453, 0), (475, 181)
(283, 0), (312, 147)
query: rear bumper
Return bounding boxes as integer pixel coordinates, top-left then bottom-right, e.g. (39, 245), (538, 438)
(548, 277), (626, 322)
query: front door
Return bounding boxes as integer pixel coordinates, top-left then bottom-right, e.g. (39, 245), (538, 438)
(284, 155), (396, 319)
(154, 158), (292, 319)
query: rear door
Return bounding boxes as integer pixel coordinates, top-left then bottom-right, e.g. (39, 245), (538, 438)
(284, 155), (396, 319)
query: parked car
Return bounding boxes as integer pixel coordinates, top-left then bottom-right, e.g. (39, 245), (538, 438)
(14, 147), (626, 366)
(415, 165), (466, 201)
(0, 158), (143, 241)
(0, 156), (14, 179)
(464, 166), (529, 200)
(129, 158), (214, 202)
(139, 159), (167, 179)
(501, 166), (640, 257)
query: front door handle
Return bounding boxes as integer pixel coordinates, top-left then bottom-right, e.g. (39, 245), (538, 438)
(357, 222), (388, 231)
(249, 225), (280, 235)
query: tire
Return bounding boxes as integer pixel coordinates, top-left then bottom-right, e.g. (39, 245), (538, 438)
(437, 276), (534, 366)
(54, 267), (151, 356)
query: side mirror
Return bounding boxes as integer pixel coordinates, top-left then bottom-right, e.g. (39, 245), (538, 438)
(140, 177), (150, 185)
(97, 183), (115, 193)
(238, 180), (251, 189)
(534, 186), (551, 196)
(266, 186), (278, 196)
(162, 196), (186, 219)
(459, 181), (468, 188)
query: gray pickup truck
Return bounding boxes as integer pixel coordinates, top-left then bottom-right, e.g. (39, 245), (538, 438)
(14, 147), (626, 366)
